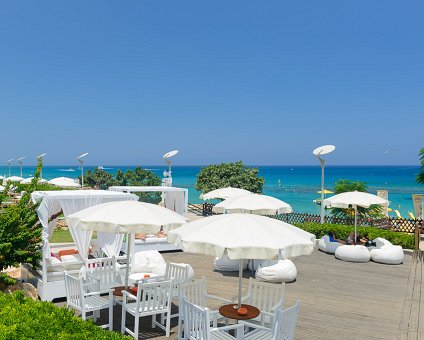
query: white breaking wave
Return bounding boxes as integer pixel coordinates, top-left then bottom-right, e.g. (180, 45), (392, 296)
(57, 168), (76, 172)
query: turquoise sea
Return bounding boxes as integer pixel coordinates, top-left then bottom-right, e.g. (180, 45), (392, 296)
(1, 165), (422, 218)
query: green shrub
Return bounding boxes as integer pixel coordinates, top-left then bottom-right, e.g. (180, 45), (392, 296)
(296, 222), (415, 249)
(0, 291), (130, 339)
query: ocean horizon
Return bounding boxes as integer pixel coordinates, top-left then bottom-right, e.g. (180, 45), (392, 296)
(1, 165), (422, 218)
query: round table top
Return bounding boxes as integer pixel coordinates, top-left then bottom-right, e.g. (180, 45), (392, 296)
(219, 304), (260, 321)
(128, 272), (159, 281)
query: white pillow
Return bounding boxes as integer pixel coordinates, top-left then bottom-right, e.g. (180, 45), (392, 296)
(131, 250), (166, 274)
(47, 257), (66, 272)
(61, 254), (83, 270)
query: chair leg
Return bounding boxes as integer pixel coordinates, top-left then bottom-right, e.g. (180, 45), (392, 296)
(82, 311), (86, 321)
(152, 314), (156, 328)
(134, 315), (140, 340)
(166, 311), (171, 338)
(109, 302), (113, 331)
(121, 307), (126, 334)
(93, 310), (97, 322)
(178, 314), (183, 340)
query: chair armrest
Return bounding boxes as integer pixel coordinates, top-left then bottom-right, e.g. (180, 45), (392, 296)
(84, 289), (113, 297)
(122, 290), (137, 300)
(238, 321), (270, 332)
(206, 294), (232, 304)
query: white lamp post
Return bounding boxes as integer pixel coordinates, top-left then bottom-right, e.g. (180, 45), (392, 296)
(6, 159), (13, 177)
(17, 156), (25, 177)
(313, 145), (336, 224)
(37, 153), (47, 179)
(77, 153), (89, 187)
(162, 150), (178, 187)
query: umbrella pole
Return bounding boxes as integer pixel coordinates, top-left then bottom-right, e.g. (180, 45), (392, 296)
(238, 259), (243, 309)
(125, 234), (132, 289)
(354, 205), (357, 245)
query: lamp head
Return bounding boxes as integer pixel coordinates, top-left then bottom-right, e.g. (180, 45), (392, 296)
(163, 150), (178, 160)
(37, 153), (47, 160)
(17, 156), (25, 162)
(313, 145), (336, 157)
(6, 159), (13, 165)
(77, 152), (89, 163)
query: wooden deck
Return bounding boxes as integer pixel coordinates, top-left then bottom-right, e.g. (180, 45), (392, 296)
(74, 249), (415, 339)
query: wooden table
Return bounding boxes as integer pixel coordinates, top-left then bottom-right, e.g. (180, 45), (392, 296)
(112, 286), (135, 297)
(219, 304), (260, 321)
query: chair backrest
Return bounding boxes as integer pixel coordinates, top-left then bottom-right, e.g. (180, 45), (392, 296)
(165, 262), (190, 284)
(272, 301), (300, 340)
(64, 272), (84, 309)
(245, 277), (285, 313)
(182, 297), (211, 340)
(85, 256), (121, 289)
(135, 280), (173, 314)
(179, 278), (208, 308)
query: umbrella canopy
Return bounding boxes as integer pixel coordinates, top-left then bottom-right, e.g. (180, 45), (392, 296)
(317, 189), (333, 194)
(168, 213), (314, 307)
(20, 177), (48, 184)
(3, 176), (24, 183)
(66, 200), (188, 234)
(323, 191), (389, 242)
(48, 177), (80, 188)
(212, 193), (293, 215)
(200, 187), (252, 200)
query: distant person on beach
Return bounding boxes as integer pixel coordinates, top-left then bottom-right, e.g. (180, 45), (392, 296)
(327, 231), (345, 244)
(346, 232), (368, 245)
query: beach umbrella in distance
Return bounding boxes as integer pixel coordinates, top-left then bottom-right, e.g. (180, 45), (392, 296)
(213, 193), (293, 215)
(168, 213), (314, 307)
(48, 177), (80, 188)
(323, 191), (389, 243)
(20, 177), (48, 185)
(4, 176), (24, 183)
(66, 200), (187, 287)
(200, 187), (252, 200)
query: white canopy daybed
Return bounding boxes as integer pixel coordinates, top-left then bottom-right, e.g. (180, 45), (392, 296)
(21, 190), (138, 301)
(108, 186), (188, 253)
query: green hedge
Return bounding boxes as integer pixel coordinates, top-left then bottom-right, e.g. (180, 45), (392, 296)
(296, 222), (415, 249)
(0, 291), (130, 339)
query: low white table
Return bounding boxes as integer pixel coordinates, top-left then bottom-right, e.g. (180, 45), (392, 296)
(128, 272), (160, 283)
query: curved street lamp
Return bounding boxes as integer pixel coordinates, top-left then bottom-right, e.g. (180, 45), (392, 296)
(77, 153), (89, 187)
(17, 156), (25, 177)
(37, 153), (47, 179)
(313, 145), (336, 224)
(6, 159), (13, 177)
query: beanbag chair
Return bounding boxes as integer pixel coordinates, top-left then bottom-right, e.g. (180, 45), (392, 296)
(370, 245), (404, 265)
(132, 250), (166, 275)
(335, 245), (370, 263)
(213, 256), (248, 271)
(255, 259), (297, 283)
(318, 235), (342, 254)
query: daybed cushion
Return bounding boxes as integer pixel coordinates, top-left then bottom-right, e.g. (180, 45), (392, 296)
(255, 259), (297, 283)
(318, 235), (342, 254)
(47, 257), (67, 272)
(60, 254), (83, 270)
(213, 256), (248, 272)
(335, 245), (370, 263)
(370, 245), (404, 265)
(132, 250), (166, 276)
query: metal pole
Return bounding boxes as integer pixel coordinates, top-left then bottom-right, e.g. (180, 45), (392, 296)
(81, 162), (84, 187)
(354, 205), (358, 245)
(238, 259), (243, 308)
(320, 158), (325, 224)
(19, 162), (23, 177)
(125, 234), (132, 289)
(8, 164), (11, 177)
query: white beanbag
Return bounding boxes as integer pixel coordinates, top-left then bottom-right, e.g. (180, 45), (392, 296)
(213, 256), (248, 271)
(366, 237), (393, 250)
(132, 250), (166, 275)
(370, 245), (404, 265)
(318, 235), (342, 254)
(255, 259), (297, 283)
(335, 245), (370, 263)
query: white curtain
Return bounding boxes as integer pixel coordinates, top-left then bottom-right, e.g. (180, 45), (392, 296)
(96, 232), (124, 257)
(60, 196), (101, 260)
(165, 191), (186, 216)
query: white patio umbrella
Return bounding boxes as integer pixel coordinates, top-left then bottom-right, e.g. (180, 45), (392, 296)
(49, 177), (80, 188)
(168, 213), (314, 307)
(67, 200), (187, 287)
(213, 193), (293, 215)
(200, 187), (252, 200)
(4, 176), (24, 183)
(20, 177), (48, 184)
(323, 191), (389, 242)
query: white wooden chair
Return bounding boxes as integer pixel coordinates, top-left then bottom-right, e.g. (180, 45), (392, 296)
(121, 280), (173, 339)
(85, 256), (122, 290)
(244, 301), (300, 340)
(178, 277), (232, 339)
(238, 278), (285, 329)
(64, 272), (113, 330)
(182, 297), (244, 340)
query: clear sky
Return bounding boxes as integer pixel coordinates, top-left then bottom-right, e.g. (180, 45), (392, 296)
(1, 1), (423, 166)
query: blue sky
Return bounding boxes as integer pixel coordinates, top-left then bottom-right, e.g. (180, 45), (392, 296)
(1, 1), (423, 166)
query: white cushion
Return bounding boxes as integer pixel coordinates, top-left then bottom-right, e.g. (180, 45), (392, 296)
(255, 259), (297, 283)
(318, 235), (342, 254)
(335, 245), (370, 263)
(60, 254), (83, 270)
(131, 250), (166, 275)
(213, 256), (248, 271)
(47, 257), (66, 272)
(370, 245), (404, 265)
